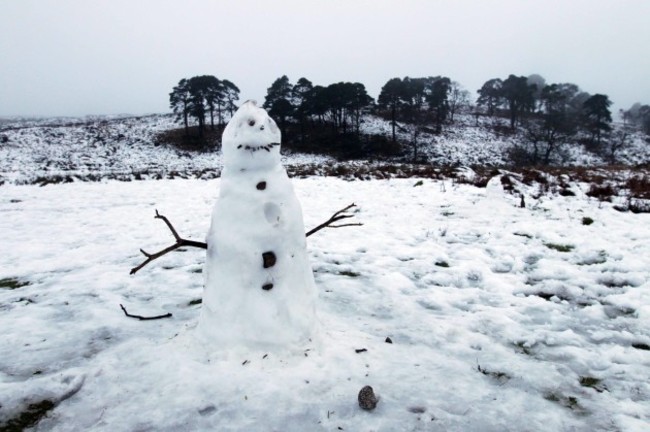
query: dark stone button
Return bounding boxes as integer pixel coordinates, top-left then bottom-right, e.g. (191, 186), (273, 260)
(256, 181), (267, 190)
(262, 251), (276, 268)
(262, 283), (274, 291)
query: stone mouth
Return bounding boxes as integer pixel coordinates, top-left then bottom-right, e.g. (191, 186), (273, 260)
(236, 142), (280, 153)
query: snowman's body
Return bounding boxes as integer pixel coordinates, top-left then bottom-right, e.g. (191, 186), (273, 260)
(197, 101), (317, 349)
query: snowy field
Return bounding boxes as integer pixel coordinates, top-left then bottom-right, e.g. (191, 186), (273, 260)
(1, 177), (649, 431)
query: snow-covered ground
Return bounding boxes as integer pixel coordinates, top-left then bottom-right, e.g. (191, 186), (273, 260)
(1, 177), (649, 431)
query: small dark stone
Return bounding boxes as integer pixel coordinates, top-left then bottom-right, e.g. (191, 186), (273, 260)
(198, 405), (217, 416)
(358, 385), (378, 411)
(262, 283), (274, 291)
(355, 348), (367, 354)
(256, 181), (267, 190)
(248, 119), (256, 126)
(385, 337), (393, 344)
(408, 406), (426, 414)
(262, 251), (276, 268)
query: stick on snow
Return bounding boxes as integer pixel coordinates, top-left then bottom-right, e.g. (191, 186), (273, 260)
(119, 304), (172, 320)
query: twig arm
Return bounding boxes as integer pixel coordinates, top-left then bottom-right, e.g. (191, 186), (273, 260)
(332, 203), (357, 219)
(305, 203), (362, 237)
(130, 210), (207, 275)
(155, 210), (182, 241)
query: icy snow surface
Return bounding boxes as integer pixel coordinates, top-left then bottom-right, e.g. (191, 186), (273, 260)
(0, 178), (649, 431)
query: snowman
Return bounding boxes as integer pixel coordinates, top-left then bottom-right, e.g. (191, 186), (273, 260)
(197, 101), (318, 349)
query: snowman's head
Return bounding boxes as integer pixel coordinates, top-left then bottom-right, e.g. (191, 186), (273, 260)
(222, 100), (282, 171)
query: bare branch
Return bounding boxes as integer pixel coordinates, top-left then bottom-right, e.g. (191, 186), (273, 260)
(328, 223), (363, 229)
(130, 211), (207, 275)
(155, 209), (181, 241)
(119, 304), (172, 320)
(306, 203), (362, 237)
(331, 203), (357, 219)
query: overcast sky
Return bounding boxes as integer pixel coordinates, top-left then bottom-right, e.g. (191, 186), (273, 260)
(1, 0), (649, 117)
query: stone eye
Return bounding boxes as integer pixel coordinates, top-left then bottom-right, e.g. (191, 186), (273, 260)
(248, 119), (256, 126)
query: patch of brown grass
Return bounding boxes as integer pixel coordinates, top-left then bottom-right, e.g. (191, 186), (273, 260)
(626, 175), (650, 199)
(155, 126), (222, 152)
(586, 184), (617, 201)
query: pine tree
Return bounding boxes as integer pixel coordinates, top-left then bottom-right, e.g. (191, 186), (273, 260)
(426, 77), (451, 133)
(264, 76), (294, 135)
(501, 75), (535, 129)
(377, 78), (405, 144)
(292, 78), (314, 144)
(169, 79), (192, 136)
(477, 78), (504, 117)
(582, 94), (612, 146)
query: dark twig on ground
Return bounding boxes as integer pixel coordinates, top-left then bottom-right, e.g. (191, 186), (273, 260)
(119, 304), (172, 320)
(131, 204), (361, 274)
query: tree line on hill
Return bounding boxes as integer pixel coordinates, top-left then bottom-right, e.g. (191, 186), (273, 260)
(169, 76), (240, 138)
(169, 74), (650, 164)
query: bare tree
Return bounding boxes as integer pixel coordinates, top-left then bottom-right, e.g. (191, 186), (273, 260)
(448, 81), (471, 122)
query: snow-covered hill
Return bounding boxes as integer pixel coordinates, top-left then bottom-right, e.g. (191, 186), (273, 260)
(2, 114), (649, 186)
(0, 114), (210, 185)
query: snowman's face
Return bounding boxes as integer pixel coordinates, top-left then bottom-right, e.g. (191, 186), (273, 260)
(222, 101), (282, 171)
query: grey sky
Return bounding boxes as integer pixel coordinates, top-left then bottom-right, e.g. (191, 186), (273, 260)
(1, 0), (649, 117)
